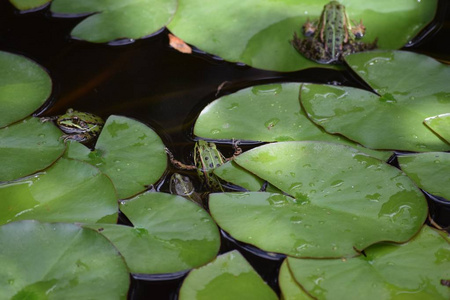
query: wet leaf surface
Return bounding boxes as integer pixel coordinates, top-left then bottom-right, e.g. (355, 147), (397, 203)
(0, 158), (118, 225)
(209, 141), (428, 257)
(86, 192), (220, 274)
(398, 152), (450, 201)
(0, 220), (129, 299)
(50, 0), (177, 43)
(286, 226), (450, 299)
(0, 51), (52, 128)
(65, 115), (167, 199)
(168, 0), (437, 71)
(0, 117), (65, 182)
(424, 113), (450, 144)
(301, 50), (450, 152)
(178, 250), (278, 300)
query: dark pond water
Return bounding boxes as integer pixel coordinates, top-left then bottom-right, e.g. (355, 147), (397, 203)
(1, 1), (449, 299)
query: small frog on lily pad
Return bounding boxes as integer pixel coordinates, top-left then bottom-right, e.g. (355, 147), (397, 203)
(41, 108), (104, 143)
(167, 140), (242, 192)
(292, 1), (377, 64)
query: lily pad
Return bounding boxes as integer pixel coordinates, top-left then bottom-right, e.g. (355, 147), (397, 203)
(424, 113), (450, 144)
(65, 115), (167, 199)
(168, 0), (437, 71)
(0, 117), (65, 182)
(0, 51), (52, 128)
(50, 0), (177, 43)
(0, 220), (129, 299)
(398, 152), (450, 201)
(0, 157), (118, 225)
(286, 226), (450, 299)
(278, 260), (312, 300)
(301, 51), (450, 152)
(178, 250), (278, 300)
(209, 141), (427, 258)
(8, 0), (51, 11)
(194, 83), (392, 161)
(86, 192), (220, 274)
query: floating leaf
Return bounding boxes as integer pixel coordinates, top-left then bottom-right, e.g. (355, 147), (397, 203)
(86, 192), (220, 274)
(398, 152), (450, 201)
(0, 51), (52, 128)
(424, 113), (450, 144)
(50, 0), (177, 43)
(178, 250), (278, 300)
(0, 220), (129, 299)
(209, 141), (427, 257)
(0, 117), (65, 182)
(8, 0), (51, 11)
(0, 158), (118, 225)
(194, 83), (392, 161)
(168, 0), (437, 71)
(301, 51), (450, 152)
(65, 115), (167, 199)
(286, 226), (450, 299)
(278, 260), (312, 300)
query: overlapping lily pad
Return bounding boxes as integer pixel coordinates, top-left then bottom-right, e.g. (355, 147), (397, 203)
(86, 192), (220, 274)
(178, 250), (278, 300)
(65, 115), (167, 199)
(0, 157), (118, 225)
(194, 83), (392, 161)
(209, 141), (428, 258)
(285, 226), (450, 299)
(0, 117), (65, 182)
(0, 220), (129, 299)
(398, 152), (450, 201)
(301, 51), (450, 152)
(168, 0), (437, 71)
(424, 113), (450, 144)
(0, 51), (52, 128)
(8, 0), (51, 11)
(50, 0), (177, 43)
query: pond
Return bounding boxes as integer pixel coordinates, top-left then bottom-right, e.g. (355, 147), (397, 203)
(1, 1), (450, 299)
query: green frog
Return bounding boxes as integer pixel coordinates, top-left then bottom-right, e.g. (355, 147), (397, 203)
(169, 173), (203, 206)
(167, 140), (241, 192)
(41, 108), (104, 143)
(291, 1), (377, 64)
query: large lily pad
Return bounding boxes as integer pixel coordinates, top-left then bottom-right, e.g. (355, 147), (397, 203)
(0, 157), (118, 225)
(65, 115), (167, 199)
(0, 220), (129, 299)
(209, 141), (427, 257)
(168, 0), (437, 71)
(178, 250), (278, 300)
(0, 51), (52, 128)
(86, 192), (220, 274)
(0, 117), (65, 182)
(424, 113), (450, 144)
(50, 0), (177, 43)
(398, 152), (450, 201)
(301, 51), (450, 152)
(286, 226), (450, 299)
(194, 83), (392, 161)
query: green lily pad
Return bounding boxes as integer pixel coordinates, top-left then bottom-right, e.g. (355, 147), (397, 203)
(194, 83), (392, 161)
(168, 0), (437, 71)
(209, 141), (427, 258)
(8, 0), (51, 11)
(0, 51), (52, 128)
(50, 0), (177, 43)
(279, 260), (312, 300)
(86, 192), (220, 274)
(0, 220), (129, 299)
(178, 250), (278, 300)
(302, 50), (450, 152)
(424, 113), (450, 144)
(0, 117), (65, 182)
(398, 152), (450, 201)
(65, 115), (167, 199)
(0, 157), (118, 225)
(286, 226), (450, 299)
